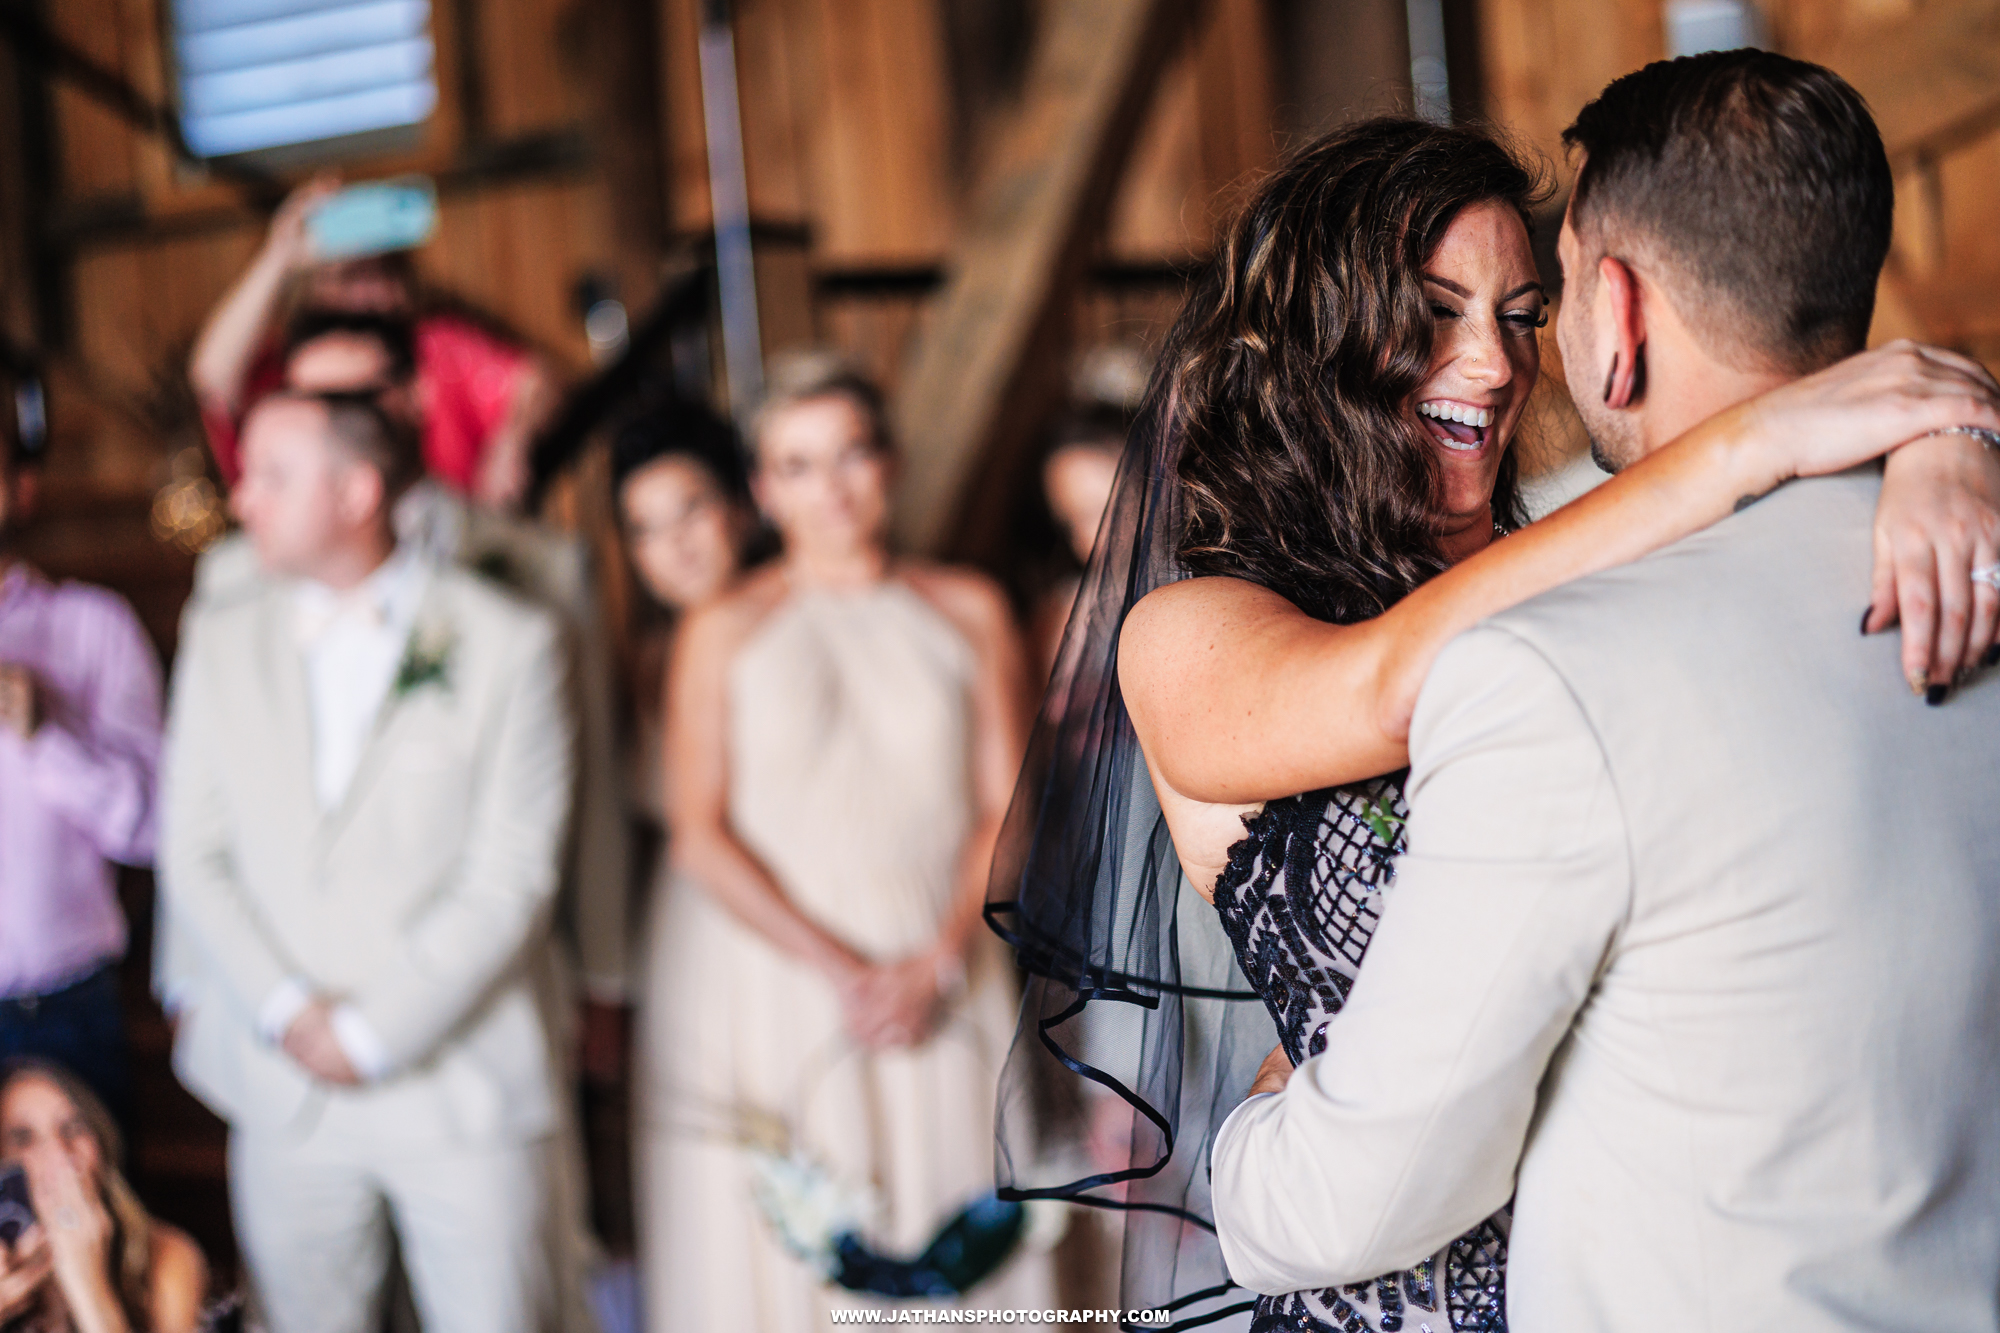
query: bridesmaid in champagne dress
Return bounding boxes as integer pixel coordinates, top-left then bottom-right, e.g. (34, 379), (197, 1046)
(640, 355), (1051, 1331)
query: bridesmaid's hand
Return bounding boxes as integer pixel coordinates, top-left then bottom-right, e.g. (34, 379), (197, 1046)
(844, 955), (947, 1049)
(1248, 1044), (1295, 1098)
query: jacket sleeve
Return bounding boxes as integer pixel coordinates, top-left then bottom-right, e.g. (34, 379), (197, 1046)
(156, 610), (300, 1019)
(347, 613), (576, 1070)
(1211, 625), (1633, 1293)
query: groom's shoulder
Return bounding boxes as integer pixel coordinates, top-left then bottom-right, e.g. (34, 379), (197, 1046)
(427, 561), (562, 662)
(1485, 470), (1880, 666)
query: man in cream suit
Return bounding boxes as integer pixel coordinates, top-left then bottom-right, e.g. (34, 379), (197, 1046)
(1212, 52), (2000, 1331)
(160, 390), (574, 1333)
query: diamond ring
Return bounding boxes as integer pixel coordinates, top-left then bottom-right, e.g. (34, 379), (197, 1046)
(1974, 563), (2000, 591)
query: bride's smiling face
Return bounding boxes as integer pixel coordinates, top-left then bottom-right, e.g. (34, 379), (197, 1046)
(1411, 199), (1546, 544)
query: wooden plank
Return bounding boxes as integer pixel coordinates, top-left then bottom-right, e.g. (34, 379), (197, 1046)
(1473, 0), (1664, 182)
(479, 0), (586, 137)
(45, 0), (140, 200)
(1803, 0), (2000, 164)
(804, 0), (957, 264)
(889, 0), (1192, 552)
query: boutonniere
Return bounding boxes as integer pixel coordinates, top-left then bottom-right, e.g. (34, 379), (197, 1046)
(393, 620), (456, 699)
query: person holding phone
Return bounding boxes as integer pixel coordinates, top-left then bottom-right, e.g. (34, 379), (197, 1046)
(0, 1060), (208, 1333)
(188, 176), (559, 512)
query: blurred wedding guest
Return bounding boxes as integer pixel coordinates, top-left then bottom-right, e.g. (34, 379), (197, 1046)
(183, 309), (635, 1078)
(188, 176), (558, 510)
(158, 392), (575, 1333)
(0, 1061), (208, 1333)
(644, 354), (1052, 1330)
(609, 398), (754, 833)
(1031, 410), (1125, 676)
(0, 429), (161, 1124)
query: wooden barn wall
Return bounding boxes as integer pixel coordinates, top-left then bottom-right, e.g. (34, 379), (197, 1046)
(1473, 0), (2000, 474)
(658, 0), (1283, 394)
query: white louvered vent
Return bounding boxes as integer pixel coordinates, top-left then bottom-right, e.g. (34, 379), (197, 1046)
(171, 0), (438, 160)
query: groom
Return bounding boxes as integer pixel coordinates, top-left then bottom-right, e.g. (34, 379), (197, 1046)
(1212, 51), (2000, 1331)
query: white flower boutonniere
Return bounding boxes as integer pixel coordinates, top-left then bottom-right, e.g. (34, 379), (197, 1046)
(393, 621), (456, 699)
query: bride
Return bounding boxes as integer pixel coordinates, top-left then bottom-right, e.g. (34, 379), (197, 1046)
(987, 116), (2000, 1331)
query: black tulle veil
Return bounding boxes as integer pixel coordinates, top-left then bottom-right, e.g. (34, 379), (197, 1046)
(986, 387), (1277, 1331)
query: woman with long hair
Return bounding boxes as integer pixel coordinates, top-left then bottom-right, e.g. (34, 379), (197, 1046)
(988, 115), (2000, 1331)
(0, 1061), (207, 1333)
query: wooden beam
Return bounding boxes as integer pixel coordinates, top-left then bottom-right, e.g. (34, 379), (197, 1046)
(1807, 0), (2000, 165)
(889, 0), (1191, 553)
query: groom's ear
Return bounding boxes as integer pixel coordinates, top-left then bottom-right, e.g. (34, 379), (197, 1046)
(1596, 256), (1646, 410)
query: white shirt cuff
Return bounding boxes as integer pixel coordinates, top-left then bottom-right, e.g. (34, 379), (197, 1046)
(329, 1004), (394, 1082)
(257, 978), (314, 1044)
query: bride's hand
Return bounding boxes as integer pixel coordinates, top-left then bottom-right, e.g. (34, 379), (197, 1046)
(1869, 434), (2000, 694)
(1730, 340), (2000, 695)
(1735, 340), (2000, 482)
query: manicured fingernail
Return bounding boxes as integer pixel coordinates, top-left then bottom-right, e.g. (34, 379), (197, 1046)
(1859, 609), (1872, 635)
(1985, 644), (2000, 668)
(1926, 684), (1949, 706)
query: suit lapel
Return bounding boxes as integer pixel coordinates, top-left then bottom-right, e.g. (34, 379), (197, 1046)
(255, 588), (322, 833)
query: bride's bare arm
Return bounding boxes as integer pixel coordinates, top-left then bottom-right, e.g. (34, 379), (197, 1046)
(1124, 341), (2000, 807)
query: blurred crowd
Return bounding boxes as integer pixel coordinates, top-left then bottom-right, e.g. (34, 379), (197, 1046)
(0, 180), (1140, 1333)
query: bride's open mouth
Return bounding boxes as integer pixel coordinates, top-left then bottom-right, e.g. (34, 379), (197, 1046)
(1417, 399), (1493, 453)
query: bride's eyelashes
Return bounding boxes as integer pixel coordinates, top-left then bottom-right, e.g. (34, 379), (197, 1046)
(1427, 301), (1547, 337)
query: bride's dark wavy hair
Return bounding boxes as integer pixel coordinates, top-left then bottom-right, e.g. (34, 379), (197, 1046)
(1165, 117), (1550, 623)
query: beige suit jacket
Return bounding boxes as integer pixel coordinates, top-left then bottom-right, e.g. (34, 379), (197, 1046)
(1213, 471), (2000, 1331)
(180, 487), (632, 1003)
(159, 562), (576, 1149)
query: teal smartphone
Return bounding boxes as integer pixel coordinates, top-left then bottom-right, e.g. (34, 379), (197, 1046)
(307, 177), (438, 261)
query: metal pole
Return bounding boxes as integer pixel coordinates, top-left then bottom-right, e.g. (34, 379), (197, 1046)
(1405, 0), (1451, 123)
(697, 0), (764, 419)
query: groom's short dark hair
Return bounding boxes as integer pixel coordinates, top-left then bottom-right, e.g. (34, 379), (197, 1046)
(1563, 50), (1892, 372)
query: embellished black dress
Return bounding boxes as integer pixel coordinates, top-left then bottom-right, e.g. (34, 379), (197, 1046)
(1211, 776), (1509, 1333)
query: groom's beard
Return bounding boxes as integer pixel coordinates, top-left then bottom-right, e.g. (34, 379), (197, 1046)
(1572, 394), (1641, 475)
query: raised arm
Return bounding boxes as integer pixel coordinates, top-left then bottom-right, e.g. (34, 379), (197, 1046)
(1124, 341), (2000, 807)
(187, 177), (337, 414)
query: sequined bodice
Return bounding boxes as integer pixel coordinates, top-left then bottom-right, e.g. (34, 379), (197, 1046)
(1212, 778), (1508, 1333)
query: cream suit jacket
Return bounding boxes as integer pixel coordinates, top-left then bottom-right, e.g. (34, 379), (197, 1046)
(177, 491), (632, 1004)
(159, 562), (576, 1149)
(1212, 471), (2000, 1332)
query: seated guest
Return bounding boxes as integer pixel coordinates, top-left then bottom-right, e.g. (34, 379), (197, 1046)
(188, 176), (557, 510)
(159, 392), (575, 1333)
(0, 1059), (208, 1333)
(0, 427), (161, 1123)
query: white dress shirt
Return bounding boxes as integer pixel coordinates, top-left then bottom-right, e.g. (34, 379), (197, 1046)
(256, 546), (432, 1081)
